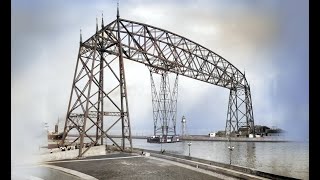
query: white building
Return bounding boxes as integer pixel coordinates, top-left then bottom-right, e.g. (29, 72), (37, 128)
(209, 132), (216, 137)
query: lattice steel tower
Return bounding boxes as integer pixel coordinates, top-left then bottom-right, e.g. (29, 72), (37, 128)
(61, 7), (132, 157)
(149, 69), (178, 137)
(225, 72), (255, 136)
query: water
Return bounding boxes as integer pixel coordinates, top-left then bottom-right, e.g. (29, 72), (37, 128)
(106, 138), (309, 179)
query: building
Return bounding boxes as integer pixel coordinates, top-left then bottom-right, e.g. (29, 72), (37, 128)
(208, 132), (216, 137)
(254, 125), (270, 137)
(266, 128), (285, 136)
(215, 131), (226, 137)
(254, 125), (285, 136)
(238, 126), (250, 137)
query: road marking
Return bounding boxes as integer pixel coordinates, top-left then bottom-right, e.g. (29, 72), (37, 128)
(44, 155), (143, 164)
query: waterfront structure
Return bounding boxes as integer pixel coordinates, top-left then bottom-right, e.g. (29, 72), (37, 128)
(60, 5), (255, 157)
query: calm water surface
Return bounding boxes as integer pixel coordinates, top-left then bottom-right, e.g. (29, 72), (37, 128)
(106, 138), (309, 179)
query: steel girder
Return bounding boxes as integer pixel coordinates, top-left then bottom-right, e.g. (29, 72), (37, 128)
(149, 70), (178, 137)
(61, 16), (255, 156)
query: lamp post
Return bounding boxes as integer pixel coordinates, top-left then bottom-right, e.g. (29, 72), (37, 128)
(188, 142), (192, 156)
(228, 145), (234, 165)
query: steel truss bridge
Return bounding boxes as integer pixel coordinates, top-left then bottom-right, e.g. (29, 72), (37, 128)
(61, 10), (255, 157)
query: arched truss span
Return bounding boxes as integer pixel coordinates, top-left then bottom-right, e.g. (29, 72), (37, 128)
(61, 17), (255, 157)
(84, 18), (248, 89)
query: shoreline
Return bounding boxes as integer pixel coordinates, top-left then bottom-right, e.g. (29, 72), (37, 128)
(46, 134), (296, 147)
(179, 136), (293, 142)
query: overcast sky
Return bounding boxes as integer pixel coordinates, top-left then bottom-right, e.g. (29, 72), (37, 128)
(11, 0), (308, 163)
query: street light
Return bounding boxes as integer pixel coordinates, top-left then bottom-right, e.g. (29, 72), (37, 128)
(228, 145), (234, 165)
(188, 142), (192, 156)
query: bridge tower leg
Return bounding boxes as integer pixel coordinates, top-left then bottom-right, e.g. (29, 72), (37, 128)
(171, 74), (178, 135)
(60, 17), (132, 158)
(225, 85), (255, 137)
(245, 85), (255, 135)
(150, 71), (159, 136)
(225, 89), (238, 136)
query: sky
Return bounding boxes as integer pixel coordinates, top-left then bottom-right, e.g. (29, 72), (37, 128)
(11, 0), (308, 164)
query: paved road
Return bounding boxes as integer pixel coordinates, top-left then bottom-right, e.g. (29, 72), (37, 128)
(48, 153), (225, 180)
